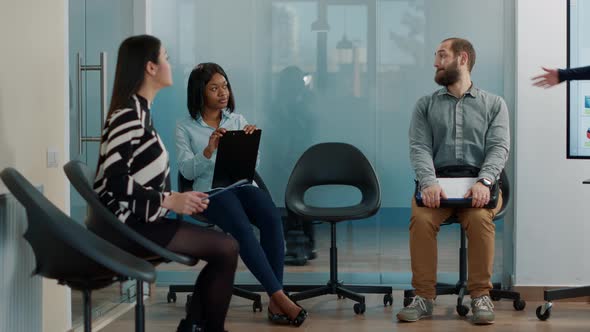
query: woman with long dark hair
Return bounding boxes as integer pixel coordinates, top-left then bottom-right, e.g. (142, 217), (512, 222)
(176, 63), (307, 326)
(94, 36), (237, 332)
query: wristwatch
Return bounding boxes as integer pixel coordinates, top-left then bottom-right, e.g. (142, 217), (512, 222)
(477, 178), (493, 188)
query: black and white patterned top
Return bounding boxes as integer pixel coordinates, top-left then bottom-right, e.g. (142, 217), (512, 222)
(94, 94), (171, 223)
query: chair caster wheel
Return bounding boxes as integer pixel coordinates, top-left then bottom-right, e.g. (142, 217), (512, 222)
(252, 299), (263, 312)
(383, 293), (393, 306)
(536, 303), (552, 321)
(167, 291), (177, 303)
(353, 302), (366, 314)
(403, 297), (412, 307)
(513, 299), (526, 311)
(456, 304), (469, 317)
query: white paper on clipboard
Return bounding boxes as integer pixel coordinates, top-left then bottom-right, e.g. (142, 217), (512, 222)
(437, 177), (477, 199)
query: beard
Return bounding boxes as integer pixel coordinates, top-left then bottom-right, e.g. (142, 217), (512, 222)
(434, 58), (461, 86)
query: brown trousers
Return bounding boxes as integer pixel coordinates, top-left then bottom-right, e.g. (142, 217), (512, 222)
(409, 194), (502, 299)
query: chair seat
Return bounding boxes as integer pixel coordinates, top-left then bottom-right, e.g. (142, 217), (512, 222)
(31, 227), (156, 288)
(290, 203), (378, 222)
(61, 276), (119, 292)
(46, 260), (119, 291)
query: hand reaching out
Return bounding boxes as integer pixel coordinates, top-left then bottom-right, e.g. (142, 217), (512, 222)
(532, 67), (560, 88)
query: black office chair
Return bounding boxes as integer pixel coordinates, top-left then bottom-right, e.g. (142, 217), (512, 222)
(173, 171), (264, 312)
(63, 160), (200, 324)
(403, 169), (526, 317)
(284, 142), (394, 314)
(0, 167), (155, 332)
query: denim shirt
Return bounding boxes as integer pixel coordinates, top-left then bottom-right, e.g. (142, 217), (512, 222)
(409, 85), (510, 190)
(176, 110), (253, 192)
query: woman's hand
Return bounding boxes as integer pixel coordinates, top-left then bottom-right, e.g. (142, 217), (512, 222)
(203, 128), (227, 159)
(243, 124), (257, 134)
(162, 191), (209, 215)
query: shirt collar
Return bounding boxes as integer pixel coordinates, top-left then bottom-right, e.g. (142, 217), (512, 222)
(436, 82), (479, 99)
(195, 109), (232, 127)
(134, 94), (152, 109)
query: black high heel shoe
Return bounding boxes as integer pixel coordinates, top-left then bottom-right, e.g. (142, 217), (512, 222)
(290, 308), (308, 327)
(267, 308), (291, 325)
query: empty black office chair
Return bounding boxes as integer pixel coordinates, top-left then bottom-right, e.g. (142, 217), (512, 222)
(403, 169), (526, 316)
(173, 171), (264, 312)
(63, 160), (199, 326)
(0, 167), (155, 332)
(284, 143), (394, 314)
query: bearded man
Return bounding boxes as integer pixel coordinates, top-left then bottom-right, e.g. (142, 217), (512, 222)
(397, 38), (510, 325)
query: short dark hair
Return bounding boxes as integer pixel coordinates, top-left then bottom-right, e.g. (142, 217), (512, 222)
(108, 35), (161, 120)
(442, 37), (476, 72)
(187, 62), (235, 120)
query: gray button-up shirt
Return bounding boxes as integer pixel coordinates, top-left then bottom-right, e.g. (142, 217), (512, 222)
(409, 85), (510, 190)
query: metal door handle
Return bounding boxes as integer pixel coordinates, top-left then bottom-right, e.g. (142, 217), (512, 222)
(76, 52), (107, 155)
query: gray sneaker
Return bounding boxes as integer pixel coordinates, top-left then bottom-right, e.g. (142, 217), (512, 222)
(471, 295), (495, 325)
(396, 296), (434, 322)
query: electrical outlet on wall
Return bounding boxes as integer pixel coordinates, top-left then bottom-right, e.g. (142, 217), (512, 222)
(47, 147), (59, 168)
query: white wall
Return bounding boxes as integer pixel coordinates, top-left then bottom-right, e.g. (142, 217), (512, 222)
(516, 0), (590, 286)
(0, 0), (71, 331)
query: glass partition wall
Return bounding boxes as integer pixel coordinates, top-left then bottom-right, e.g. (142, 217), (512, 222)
(150, 0), (515, 293)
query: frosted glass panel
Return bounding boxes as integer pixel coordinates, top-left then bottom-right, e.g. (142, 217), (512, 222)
(151, 0), (513, 279)
(151, 0), (510, 206)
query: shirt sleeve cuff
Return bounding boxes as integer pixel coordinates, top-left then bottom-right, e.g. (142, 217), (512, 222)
(419, 178), (438, 191)
(558, 68), (567, 83)
(194, 150), (215, 169)
(160, 191), (171, 216)
(478, 172), (496, 184)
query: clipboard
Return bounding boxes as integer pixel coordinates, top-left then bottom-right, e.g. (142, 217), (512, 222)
(414, 177), (499, 208)
(212, 129), (261, 188)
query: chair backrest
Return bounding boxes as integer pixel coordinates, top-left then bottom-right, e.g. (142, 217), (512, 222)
(285, 142), (381, 214)
(0, 167), (155, 285)
(64, 160), (197, 265)
(494, 169), (510, 220)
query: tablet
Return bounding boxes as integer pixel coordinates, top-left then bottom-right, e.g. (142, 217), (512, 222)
(204, 179), (249, 201)
(212, 129), (261, 188)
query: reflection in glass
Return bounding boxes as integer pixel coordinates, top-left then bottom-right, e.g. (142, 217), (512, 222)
(150, 0), (513, 286)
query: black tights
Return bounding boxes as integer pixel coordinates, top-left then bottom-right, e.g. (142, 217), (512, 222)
(166, 222), (239, 332)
